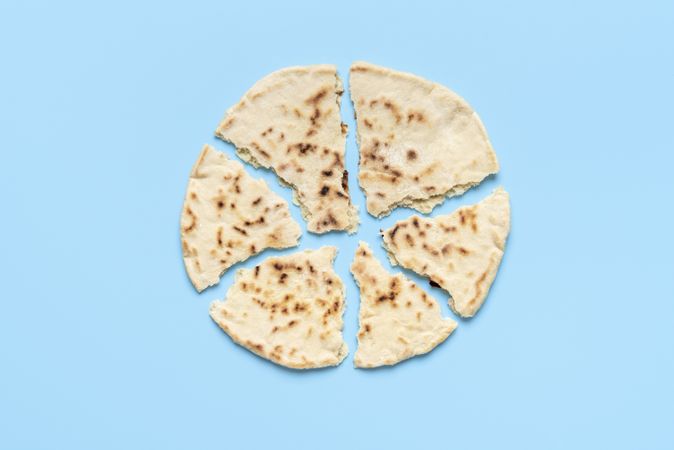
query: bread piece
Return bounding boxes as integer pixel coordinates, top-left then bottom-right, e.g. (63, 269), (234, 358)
(216, 65), (359, 234)
(351, 242), (457, 368)
(350, 61), (499, 217)
(382, 188), (510, 317)
(209, 247), (348, 369)
(181, 145), (301, 292)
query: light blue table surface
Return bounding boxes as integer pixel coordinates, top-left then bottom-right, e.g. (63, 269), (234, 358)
(1, 1), (673, 449)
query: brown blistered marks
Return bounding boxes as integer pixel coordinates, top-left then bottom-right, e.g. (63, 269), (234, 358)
(383, 100), (402, 123)
(293, 108), (303, 118)
(250, 244), (256, 253)
(407, 111), (426, 123)
(254, 266), (260, 277)
(416, 311), (422, 321)
(305, 88), (327, 105)
(458, 247), (470, 256)
(363, 118), (373, 129)
(309, 108), (321, 126)
(293, 302), (309, 313)
(278, 132), (285, 142)
(421, 293), (434, 308)
(469, 268), (490, 307)
(258, 149), (271, 159)
(424, 186), (436, 193)
(321, 169), (333, 177)
(388, 225), (400, 242)
(341, 170), (349, 192)
(459, 208), (479, 232)
(429, 279), (441, 288)
(306, 128), (317, 137)
(279, 273), (288, 284)
(232, 226), (248, 236)
(341, 122), (348, 135)
(220, 117), (235, 130)
(442, 225), (457, 233)
(376, 192), (385, 198)
(406, 149), (418, 161)
(320, 186), (330, 196)
(412, 218), (420, 228)
(405, 233), (415, 246)
(252, 197), (262, 206)
(422, 243), (440, 256)
(287, 142), (316, 156)
(183, 207), (196, 233)
(216, 227), (223, 247)
(246, 340), (264, 353)
(441, 244), (453, 256)
(260, 127), (273, 137)
(190, 192), (197, 200)
(321, 212), (338, 228)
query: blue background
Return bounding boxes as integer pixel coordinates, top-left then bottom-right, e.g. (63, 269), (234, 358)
(1, 1), (673, 448)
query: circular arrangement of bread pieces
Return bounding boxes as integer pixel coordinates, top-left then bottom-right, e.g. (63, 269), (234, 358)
(349, 61), (500, 217)
(181, 145), (302, 292)
(215, 65), (359, 234)
(350, 242), (457, 368)
(209, 247), (348, 369)
(381, 188), (510, 318)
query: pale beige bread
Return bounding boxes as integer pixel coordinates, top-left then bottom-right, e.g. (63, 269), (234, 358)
(209, 247), (348, 369)
(349, 61), (499, 217)
(350, 242), (457, 368)
(382, 188), (510, 318)
(181, 145), (301, 292)
(215, 65), (359, 234)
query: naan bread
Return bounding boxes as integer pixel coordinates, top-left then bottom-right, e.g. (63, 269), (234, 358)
(209, 247), (348, 369)
(215, 65), (359, 234)
(350, 61), (499, 217)
(351, 242), (457, 368)
(181, 145), (301, 292)
(382, 188), (510, 318)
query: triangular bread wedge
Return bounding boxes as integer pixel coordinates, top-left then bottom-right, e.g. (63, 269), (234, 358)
(351, 242), (457, 368)
(382, 188), (510, 318)
(181, 145), (301, 292)
(215, 65), (359, 234)
(209, 247), (348, 369)
(350, 61), (499, 217)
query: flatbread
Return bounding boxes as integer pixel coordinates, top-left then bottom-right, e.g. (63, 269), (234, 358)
(209, 247), (348, 369)
(351, 242), (457, 368)
(215, 65), (359, 234)
(181, 145), (301, 292)
(350, 61), (499, 217)
(381, 188), (510, 318)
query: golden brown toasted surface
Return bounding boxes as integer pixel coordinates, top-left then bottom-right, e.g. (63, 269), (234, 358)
(216, 65), (358, 234)
(209, 247), (348, 369)
(180, 145), (301, 292)
(351, 242), (457, 368)
(382, 188), (510, 317)
(350, 61), (499, 217)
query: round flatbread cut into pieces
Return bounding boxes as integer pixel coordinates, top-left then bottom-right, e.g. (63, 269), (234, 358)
(350, 61), (499, 217)
(215, 65), (359, 234)
(180, 145), (301, 292)
(381, 188), (510, 318)
(209, 247), (348, 369)
(350, 242), (457, 368)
